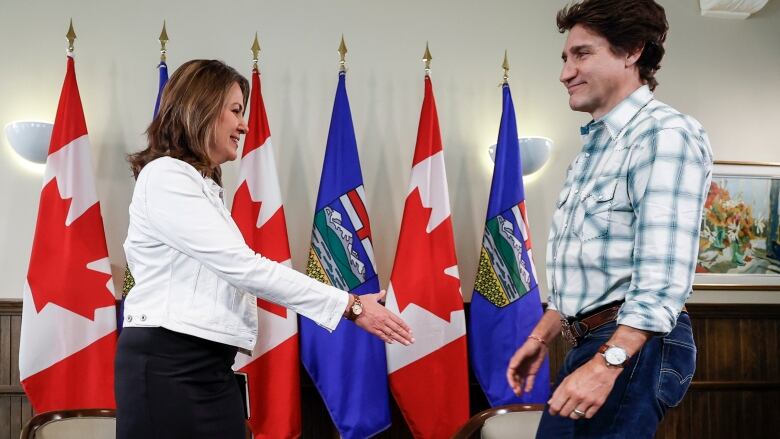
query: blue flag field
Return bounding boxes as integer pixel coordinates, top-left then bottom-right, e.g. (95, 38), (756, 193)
(300, 71), (391, 439)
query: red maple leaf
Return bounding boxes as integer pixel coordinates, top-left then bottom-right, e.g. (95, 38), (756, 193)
(390, 188), (463, 321)
(232, 181), (291, 317)
(27, 179), (114, 320)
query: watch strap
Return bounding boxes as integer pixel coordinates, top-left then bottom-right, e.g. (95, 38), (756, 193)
(346, 294), (362, 321)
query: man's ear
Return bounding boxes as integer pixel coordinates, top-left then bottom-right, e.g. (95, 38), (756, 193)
(625, 44), (644, 67)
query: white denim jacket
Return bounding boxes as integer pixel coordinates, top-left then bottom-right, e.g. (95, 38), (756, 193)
(123, 157), (348, 351)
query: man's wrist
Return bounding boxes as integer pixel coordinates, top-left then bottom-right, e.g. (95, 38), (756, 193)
(527, 334), (548, 347)
(589, 354), (624, 375)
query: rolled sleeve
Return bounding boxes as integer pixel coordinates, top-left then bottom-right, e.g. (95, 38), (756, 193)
(619, 128), (712, 334)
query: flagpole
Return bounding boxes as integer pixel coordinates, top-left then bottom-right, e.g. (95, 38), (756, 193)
(338, 35), (347, 72)
(422, 42), (432, 77)
(159, 21), (169, 63)
(251, 32), (261, 70)
(66, 19), (76, 54)
(502, 50), (510, 85)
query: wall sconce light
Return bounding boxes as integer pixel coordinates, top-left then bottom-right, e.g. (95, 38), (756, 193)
(4, 121), (53, 164)
(489, 136), (553, 176)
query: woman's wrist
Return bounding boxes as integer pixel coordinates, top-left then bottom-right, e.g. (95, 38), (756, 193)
(343, 293), (355, 318)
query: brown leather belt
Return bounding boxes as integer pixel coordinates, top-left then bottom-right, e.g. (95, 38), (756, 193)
(560, 302), (688, 347)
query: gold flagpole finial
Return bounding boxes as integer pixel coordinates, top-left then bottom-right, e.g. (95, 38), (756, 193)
(66, 19), (77, 52)
(159, 21), (169, 62)
(158, 21), (169, 62)
(251, 32), (261, 69)
(338, 35), (348, 72)
(423, 42), (433, 76)
(502, 50), (510, 84)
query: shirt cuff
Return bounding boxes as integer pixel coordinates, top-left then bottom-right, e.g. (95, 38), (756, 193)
(545, 295), (558, 312)
(311, 281), (349, 332)
(617, 301), (680, 336)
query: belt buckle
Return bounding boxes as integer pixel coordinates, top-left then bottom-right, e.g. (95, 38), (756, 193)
(560, 319), (578, 347)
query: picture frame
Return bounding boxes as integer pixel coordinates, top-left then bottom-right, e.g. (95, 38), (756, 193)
(694, 160), (780, 291)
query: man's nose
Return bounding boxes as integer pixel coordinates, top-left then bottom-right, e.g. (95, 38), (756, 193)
(560, 60), (576, 84)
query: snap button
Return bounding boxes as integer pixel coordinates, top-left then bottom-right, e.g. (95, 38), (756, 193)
(574, 189), (579, 194)
(584, 153), (590, 158)
(598, 195), (604, 200)
(140, 314), (147, 322)
(126, 315), (133, 322)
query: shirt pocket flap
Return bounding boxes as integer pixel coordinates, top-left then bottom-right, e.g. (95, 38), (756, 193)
(556, 185), (573, 208)
(590, 177), (619, 205)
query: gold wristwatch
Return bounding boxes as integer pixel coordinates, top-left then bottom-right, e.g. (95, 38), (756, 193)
(345, 294), (363, 321)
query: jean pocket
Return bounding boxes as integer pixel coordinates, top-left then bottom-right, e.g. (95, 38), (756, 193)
(657, 335), (696, 407)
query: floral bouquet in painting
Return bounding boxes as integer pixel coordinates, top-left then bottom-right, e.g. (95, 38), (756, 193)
(697, 181), (767, 273)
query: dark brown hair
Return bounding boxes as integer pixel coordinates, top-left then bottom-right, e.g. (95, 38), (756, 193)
(557, 0), (668, 91)
(128, 59), (249, 186)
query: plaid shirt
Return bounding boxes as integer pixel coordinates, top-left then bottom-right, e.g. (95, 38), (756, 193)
(546, 85), (713, 335)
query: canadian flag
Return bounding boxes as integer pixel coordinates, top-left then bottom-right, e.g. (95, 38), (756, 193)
(231, 67), (301, 439)
(19, 54), (117, 412)
(386, 75), (469, 438)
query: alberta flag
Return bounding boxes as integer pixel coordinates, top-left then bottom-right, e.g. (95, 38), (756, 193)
(153, 60), (168, 118)
(300, 70), (390, 438)
(469, 83), (550, 406)
(120, 58), (169, 328)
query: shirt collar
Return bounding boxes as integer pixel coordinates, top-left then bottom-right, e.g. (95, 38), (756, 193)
(204, 177), (224, 202)
(579, 85), (654, 140)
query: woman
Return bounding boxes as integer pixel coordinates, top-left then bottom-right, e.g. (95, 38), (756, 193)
(116, 59), (412, 439)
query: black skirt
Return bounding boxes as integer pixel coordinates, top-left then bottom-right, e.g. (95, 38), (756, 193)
(115, 327), (245, 439)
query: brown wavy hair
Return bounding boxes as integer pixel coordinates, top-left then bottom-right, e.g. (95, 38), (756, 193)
(128, 59), (249, 186)
(557, 0), (668, 91)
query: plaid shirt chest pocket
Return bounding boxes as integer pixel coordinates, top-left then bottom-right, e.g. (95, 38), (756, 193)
(577, 156), (635, 243)
(551, 166), (577, 235)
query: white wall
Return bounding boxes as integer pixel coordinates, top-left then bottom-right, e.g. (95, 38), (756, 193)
(1, 0), (778, 302)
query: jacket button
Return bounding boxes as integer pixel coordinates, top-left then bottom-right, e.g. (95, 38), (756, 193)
(126, 315), (133, 322)
(140, 314), (147, 322)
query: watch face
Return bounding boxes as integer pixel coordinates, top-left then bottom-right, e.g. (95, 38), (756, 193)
(351, 303), (363, 315)
(605, 347), (628, 365)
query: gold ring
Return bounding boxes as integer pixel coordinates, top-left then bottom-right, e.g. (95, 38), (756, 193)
(572, 409), (585, 417)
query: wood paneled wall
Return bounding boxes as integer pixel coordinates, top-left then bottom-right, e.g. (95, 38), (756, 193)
(0, 301), (33, 439)
(1, 301), (778, 439)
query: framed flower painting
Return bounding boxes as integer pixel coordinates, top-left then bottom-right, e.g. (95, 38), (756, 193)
(695, 161), (780, 290)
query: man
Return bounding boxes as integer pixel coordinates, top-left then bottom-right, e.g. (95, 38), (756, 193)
(506, 1), (713, 437)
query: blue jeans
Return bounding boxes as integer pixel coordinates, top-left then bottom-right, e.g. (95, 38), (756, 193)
(535, 313), (695, 439)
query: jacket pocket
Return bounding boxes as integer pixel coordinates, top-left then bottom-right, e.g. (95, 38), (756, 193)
(657, 317), (696, 407)
(184, 264), (220, 324)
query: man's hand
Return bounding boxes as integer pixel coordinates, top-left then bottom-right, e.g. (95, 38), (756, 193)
(507, 337), (549, 396)
(548, 324), (652, 419)
(506, 310), (562, 396)
(352, 290), (414, 346)
(547, 355), (622, 419)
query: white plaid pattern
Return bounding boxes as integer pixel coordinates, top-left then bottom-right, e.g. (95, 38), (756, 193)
(546, 86), (713, 335)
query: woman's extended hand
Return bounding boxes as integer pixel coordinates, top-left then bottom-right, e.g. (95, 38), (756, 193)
(353, 290), (414, 345)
